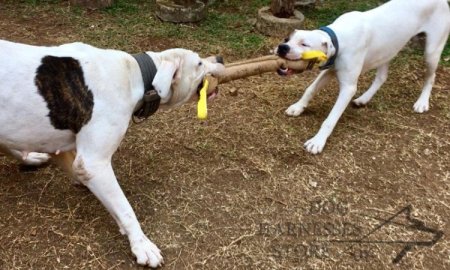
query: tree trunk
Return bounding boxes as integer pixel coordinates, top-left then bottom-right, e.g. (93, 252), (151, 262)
(70, 0), (114, 9)
(174, 0), (197, 6)
(270, 0), (295, 18)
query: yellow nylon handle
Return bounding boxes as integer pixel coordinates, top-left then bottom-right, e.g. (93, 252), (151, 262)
(301, 50), (328, 62)
(197, 78), (209, 120)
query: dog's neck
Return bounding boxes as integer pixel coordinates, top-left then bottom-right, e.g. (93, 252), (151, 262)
(131, 52), (161, 122)
(318, 26), (339, 70)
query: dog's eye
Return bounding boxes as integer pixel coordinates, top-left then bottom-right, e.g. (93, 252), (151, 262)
(198, 61), (203, 66)
(284, 37), (290, 43)
(301, 43), (310, 47)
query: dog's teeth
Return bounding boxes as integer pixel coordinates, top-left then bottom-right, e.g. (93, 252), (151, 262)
(277, 68), (288, 76)
(55, 150), (60, 155)
(22, 151), (29, 160)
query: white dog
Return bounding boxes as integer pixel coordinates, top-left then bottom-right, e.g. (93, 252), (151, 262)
(0, 39), (224, 267)
(277, 0), (450, 154)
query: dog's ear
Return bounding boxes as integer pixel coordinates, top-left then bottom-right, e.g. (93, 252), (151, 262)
(152, 60), (181, 100)
(321, 39), (334, 59)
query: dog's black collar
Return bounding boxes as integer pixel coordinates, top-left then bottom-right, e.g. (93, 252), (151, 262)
(319, 26), (339, 70)
(132, 53), (160, 122)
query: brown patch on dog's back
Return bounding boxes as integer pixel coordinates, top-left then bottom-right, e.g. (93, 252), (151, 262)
(35, 55), (94, 133)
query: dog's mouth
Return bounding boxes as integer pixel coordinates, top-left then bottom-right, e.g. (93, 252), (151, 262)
(196, 80), (219, 101)
(277, 66), (295, 76)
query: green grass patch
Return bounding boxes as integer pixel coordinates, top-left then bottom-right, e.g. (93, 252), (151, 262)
(23, 0), (61, 5)
(194, 12), (265, 54)
(302, 0), (384, 27)
(442, 41), (450, 66)
(104, 0), (139, 14)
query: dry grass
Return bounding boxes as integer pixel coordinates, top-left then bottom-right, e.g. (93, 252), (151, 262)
(0, 1), (449, 269)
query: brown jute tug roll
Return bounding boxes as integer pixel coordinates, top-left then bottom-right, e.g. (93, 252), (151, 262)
(205, 55), (321, 91)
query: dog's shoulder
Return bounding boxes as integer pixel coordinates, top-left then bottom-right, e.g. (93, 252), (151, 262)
(56, 42), (124, 56)
(57, 41), (96, 52)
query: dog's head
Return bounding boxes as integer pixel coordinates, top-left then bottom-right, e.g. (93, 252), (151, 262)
(276, 30), (334, 61)
(151, 49), (224, 108)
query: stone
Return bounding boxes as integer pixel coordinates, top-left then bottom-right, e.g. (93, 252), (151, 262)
(69, 0), (114, 9)
(256, 6), (305, 37)
(229, 87), (238, 96)
(156, 0), (206, 23)
(296, 0), (317, 7)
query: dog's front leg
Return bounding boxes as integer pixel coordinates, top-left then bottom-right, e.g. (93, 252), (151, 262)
(73, 153), (163, 267)
(286, 69), (334, 117)
(305, 74), (358, 154)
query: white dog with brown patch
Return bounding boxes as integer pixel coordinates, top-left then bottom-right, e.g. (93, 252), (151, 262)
(277, 0), (450, 154)
(0, 39), (224, 267)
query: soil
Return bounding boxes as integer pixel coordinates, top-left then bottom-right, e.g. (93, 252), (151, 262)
(0, 1), (449, 270)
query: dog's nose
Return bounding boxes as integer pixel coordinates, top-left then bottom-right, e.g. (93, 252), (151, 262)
(277, 44), (290, 57)
(215, 56), (224, 64)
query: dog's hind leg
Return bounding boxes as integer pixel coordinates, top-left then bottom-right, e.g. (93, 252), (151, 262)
(353, 63), (389, 106)
(413, 31), (448, 113)
(0, 145), (50, 166)
(285, 69), (334, 117)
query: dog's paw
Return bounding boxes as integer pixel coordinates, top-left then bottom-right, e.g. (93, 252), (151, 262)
(413, 99), (429, 113)
(304, 136), (326, 154)
(131, 236), (164, 268)
(352, 96), (369, 107)
(22, 152), (51, 166)
(285, 103), (306, 117)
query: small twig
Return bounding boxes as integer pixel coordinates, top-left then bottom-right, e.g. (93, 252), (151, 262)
(264, 196), (288, 206)
(38, 175), (55, 202)
(199, 233), (255, 265)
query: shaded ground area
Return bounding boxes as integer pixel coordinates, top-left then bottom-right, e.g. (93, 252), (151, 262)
(0, 1), (449, 269)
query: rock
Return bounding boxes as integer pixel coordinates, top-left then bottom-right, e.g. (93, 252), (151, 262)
(69, 0), (114, 9)
(229, 87), (238, 96)
(309, 179), (318, 188)
(156, 0), (206, 23)
(256, 6), (305, 37)
(296, 0), (317, 7)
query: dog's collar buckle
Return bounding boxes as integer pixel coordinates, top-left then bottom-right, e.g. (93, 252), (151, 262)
(133, 89), (161, 123)
(319, 26), (339, 70)
(132, 53), (160, 123)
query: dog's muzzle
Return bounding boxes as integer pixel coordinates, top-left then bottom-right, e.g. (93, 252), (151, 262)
(277, 44), (290, 57)
(196, 55), (223, 100)
(276, 44), (295, 76)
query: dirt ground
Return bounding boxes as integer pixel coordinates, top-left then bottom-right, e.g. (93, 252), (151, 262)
(0, 1), (449, 270)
